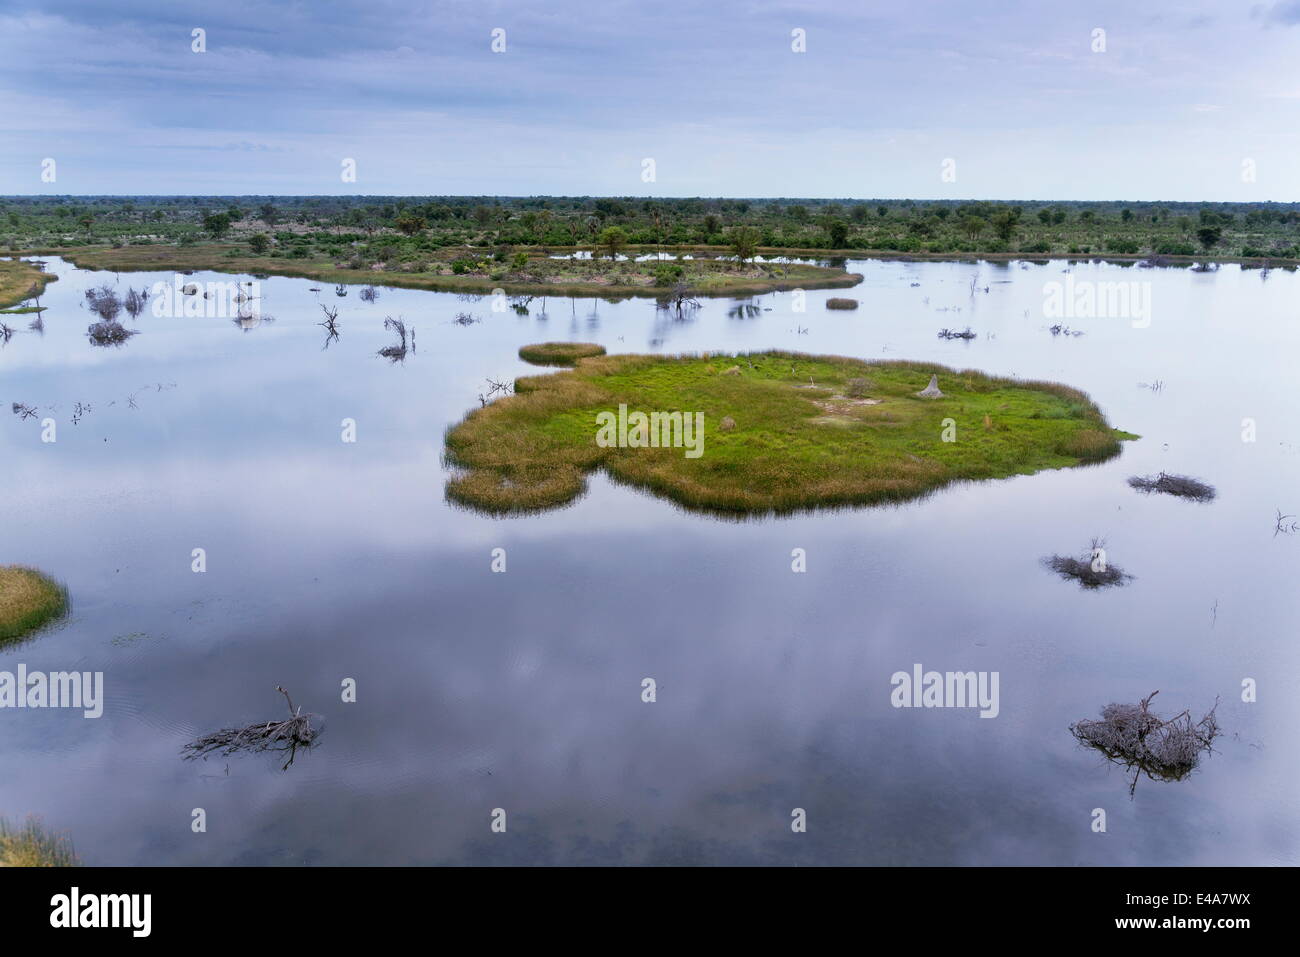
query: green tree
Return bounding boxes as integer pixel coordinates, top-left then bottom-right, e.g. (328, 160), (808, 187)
(248, 233), (270, 254)
(991, 209), (1019, 243)
(395, 214), (427, 236)
(824, 219), (849, 248)
(202, 212), (231, 238)
(598, 225), (628, 260)
(727, 225), (762, 263)
(1196, 225), (1222, 251)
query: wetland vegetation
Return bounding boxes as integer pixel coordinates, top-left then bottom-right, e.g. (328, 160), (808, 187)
(445, 347), (1134, 516)
(0, 566), (69, 645)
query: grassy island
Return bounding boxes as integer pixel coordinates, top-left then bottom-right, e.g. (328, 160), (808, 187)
(0, 258), (56, 310)
(0, 566), (69, 644)
(518, 342), (607, 365)
(445, 347), (1135, 515)
(42, 243), (861, 299)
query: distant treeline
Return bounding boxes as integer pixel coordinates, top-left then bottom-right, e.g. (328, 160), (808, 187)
(6, 194), (1300, 259)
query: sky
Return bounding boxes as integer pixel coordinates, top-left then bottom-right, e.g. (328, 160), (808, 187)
(2, 0), (1300, 200)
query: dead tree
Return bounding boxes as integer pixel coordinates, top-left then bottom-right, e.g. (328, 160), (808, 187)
(182, 686), (320, 771)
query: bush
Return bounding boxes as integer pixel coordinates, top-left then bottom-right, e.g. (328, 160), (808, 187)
(825, 297), (858, 310)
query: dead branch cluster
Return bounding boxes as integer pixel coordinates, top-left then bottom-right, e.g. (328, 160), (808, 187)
(182, 687), (320, 771)
(1070, 690), (1220, 797)
(378, 316), (413, 362)
(1127, 471), (1216, 502)
(937, 326), (977, 340)
(1043, 536), (1131, 588)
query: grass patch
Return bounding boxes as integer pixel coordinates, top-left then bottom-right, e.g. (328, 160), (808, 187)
(0, 566), (70, 644)
(0, 259), (56, 310)
(826, 297), (859, 309)
(49, 244), (862, 299)
(0, 817), (80, 867)
(445, 349), (1134, 516)
(518, 341), (607, 366)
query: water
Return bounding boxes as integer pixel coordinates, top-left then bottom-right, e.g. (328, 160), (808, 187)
(2, 255), (1296, 865)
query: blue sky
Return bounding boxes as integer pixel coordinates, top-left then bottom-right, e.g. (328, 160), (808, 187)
(3, 0), (1300, 199)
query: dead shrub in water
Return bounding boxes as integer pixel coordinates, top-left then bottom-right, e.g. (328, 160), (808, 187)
(183, 686), (319, 771)
(378, 316), (411, 362)
(1127, 471), (1215, 502)
(1043, 537), (1132, 588)
(123, 286), (150, 318)
(1070, 690), (1220, 797)
(87, 318), (137, 346)
(84, 284), (122, 321)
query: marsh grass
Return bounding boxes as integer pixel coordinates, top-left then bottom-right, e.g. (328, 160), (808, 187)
(518, 341), (607, 365)
(825, 297), (859, 309)
(0, 566), (69, 644)
(0, 259), (56, 310)
(53, 245), (861, 299)
(445, 349), (1134, 516)
(0, 817), (80, 867)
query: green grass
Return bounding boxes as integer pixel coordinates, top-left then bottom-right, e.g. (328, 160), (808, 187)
(0, 566), (69, 645)
(445, 348), (1135, 516)
(519, 342), (607, 365)
(44, 244), (862, 299)
(0, 817), (80, 867)
(0, 258), (55, 310)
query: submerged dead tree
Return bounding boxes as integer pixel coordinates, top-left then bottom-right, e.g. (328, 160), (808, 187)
(319, 303), (341, 347)
(657, 281), (700, 316)
(1127, 472), (1215, 502)
(1070, 690), (1220, 798)
(1043, 536), (1132, 588)
(183, 686), (320, 771)
(378, 316), (411, 362)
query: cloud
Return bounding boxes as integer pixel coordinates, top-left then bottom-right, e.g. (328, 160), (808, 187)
(1, 0), (1297, 198)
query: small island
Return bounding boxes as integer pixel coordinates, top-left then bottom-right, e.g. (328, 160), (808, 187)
(48, 244), (861, 299)
(0, 258), (56, 311)
(0, 566), (69, 644)
(445, 347), (1135, 515)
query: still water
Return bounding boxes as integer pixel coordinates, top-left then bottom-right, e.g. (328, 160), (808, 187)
(1, 255), (1296, 864)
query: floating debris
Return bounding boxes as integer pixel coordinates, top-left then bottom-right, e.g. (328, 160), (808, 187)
(1043, 537), (1132, 588)
(87, 319), (137, 347)
(183, 687), (320, 771)
(937, 326), (976, 340)
(1127, 472), (1215, 502)
(1070, 690), (1220, 797)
